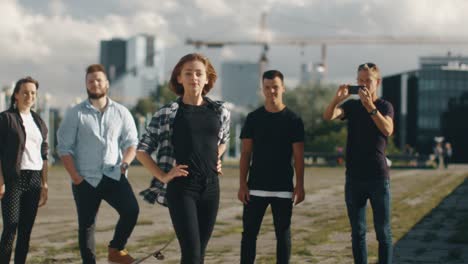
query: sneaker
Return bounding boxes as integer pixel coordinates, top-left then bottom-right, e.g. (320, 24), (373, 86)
(108, 247), (135, 264)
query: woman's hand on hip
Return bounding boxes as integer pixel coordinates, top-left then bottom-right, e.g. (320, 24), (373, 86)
(217, 159), (223, 175)
(163, 164), (189, 183)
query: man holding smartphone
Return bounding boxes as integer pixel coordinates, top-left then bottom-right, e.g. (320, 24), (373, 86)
(323, 63), (394, 264)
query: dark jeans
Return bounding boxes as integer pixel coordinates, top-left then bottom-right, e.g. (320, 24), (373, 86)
(0, 170), (42, 264)
(345, 177), (392, 264)
(443, 156), (450, 169)
(240, 195), (293, 264)
(166, 177), (220, 264)
(72, 175), (139, 264)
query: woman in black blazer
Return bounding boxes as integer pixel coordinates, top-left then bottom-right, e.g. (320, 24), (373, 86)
(0, 76), (49, 264)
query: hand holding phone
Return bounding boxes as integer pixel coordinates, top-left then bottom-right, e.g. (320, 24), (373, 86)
(348, 85), (364, 95)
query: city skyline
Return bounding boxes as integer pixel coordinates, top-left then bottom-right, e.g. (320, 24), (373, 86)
(100, 34), (165, 106)
(2, 0), (468, 108)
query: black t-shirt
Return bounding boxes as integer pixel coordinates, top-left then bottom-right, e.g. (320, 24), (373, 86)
(341, 98), (394, 180)
(240, 106), (304, 192)
(172, 102), (220, 181)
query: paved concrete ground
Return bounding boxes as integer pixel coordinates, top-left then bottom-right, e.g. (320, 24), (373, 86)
(2, 165), (467, 263)
(394, 176), (468, 264)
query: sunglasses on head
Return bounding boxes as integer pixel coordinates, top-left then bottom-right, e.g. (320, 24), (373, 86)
(358, 63), (377, 70)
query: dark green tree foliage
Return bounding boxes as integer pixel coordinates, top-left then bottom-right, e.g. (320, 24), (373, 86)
(153, 82), (178, 106)
(131, 82), (177, 116)
(283, 83), (399, 154)
(386, 137), (400, 155)
(132, 97), (157, 117)
(308, 122), (348, 153)
(283, 83), (346, 152)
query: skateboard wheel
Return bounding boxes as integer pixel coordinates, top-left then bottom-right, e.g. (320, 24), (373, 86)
(154, 252), (164, 260)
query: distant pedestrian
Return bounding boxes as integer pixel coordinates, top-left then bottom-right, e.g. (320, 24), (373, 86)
(443, 142), (453, 169)
(433, 142), (443, 169)
(336, 146), (344, 165)
(323, 62), (394, 264)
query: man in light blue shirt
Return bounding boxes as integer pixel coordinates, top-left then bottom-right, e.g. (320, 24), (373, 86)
(57, 64), (139, 264)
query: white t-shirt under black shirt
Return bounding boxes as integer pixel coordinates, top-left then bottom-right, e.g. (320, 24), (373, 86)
(20, 112), (43, 170)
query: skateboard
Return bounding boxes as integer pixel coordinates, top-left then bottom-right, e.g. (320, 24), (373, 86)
(132, 236), (176, 264)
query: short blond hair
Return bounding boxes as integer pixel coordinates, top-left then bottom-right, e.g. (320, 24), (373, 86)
(358, 62), (380, 80)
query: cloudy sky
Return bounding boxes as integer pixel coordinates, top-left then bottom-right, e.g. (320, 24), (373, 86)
(2, 0), (468, 108)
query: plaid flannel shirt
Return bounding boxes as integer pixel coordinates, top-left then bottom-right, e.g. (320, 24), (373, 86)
(137, 97), (231, 206)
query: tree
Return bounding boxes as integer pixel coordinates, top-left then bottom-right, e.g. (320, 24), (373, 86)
(152, 81), (177, 107)
(131, 82), (177, 117)
(283, 82), (401, 154)
(283, 83), (345, 152)
(308, 122), (347, 153)
(132, 97), (157, 117)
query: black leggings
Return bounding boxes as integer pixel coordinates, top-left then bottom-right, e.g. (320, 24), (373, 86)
(0, 170), (42, 264)
(166, 178), (220, 264)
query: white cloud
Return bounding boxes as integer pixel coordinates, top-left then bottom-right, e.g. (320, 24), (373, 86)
(194, 0), (233, 17)
(118, 0), (181, 13)
(0, 1), (171, 63)
(2, 0), (468, 108)
(345, 0), (468, 36)
(0, 0), (173, 107)
(49, 0), (65, 16)
(0, 2), (49, 60)
(400, 0), (466, 35)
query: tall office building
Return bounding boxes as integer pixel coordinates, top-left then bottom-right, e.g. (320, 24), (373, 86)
(100, 34), (164, 106)
(221, 61), (260, 108)
(99, 38), (127, 82)
(382, 54), (468, 161)
(441, 93), (468, 162)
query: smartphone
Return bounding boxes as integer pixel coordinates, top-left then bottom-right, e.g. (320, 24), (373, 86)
(348, 85), (364, 94)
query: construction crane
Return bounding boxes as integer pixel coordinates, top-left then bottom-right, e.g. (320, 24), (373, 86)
(186, 13), (468, 81)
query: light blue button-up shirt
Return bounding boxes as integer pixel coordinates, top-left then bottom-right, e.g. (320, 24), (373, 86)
(57, 98), (138, 187)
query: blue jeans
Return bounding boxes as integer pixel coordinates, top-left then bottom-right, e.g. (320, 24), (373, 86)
(345, 177), (392, 264)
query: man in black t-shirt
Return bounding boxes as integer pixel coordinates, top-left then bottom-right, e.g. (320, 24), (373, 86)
(323, 63), (394, 264)
(238, 70), (305, 264)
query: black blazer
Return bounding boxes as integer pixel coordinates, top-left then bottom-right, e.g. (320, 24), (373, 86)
(0, 108), (48, 184)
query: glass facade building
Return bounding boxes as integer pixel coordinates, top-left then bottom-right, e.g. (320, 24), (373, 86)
(417, 69), (468, 150)
(99, 38), (127, 82)
(441, 92), (468, 162)
(382, 55), (468, 161)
